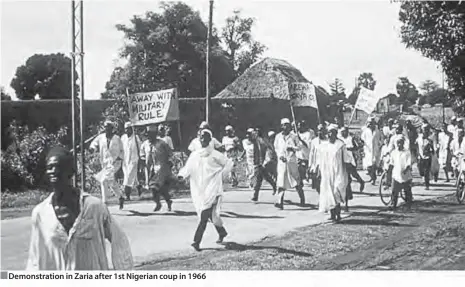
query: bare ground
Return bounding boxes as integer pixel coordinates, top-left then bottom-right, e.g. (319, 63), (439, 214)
(138, 195), (465, 270)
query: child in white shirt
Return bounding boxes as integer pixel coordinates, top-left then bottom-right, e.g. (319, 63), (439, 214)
(389, 137), (413, 209)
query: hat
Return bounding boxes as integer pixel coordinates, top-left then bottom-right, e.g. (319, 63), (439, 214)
(225, 125), (233, 131)
(458, 118), (464, 122)
(388, 118), (394, 123)
(247, 128), (255, 133)
(146, 125), (158, 132)
(452, 116), (457, 121)
(104, 120), (113, 127)
(328, 124), (338, 132)
(124, 122), (132, 129)
(422, 123), (429, 129)
(340, 126), (348, 132)
(268, 131), (276, 137)
(281, 118), (291, 125)
(317, 124), (324, 131)
(199, 121), (210, 129)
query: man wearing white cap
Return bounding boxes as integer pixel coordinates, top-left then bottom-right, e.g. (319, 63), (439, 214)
(188, 121), (222, 154)
(140, 125), (174, 211)
(417, 124), (435, 190)
(450, 128), (465, 178)
(178, 129), (233, 251)
(360, 117), (383, 185)
(222, 125), (242, 187)
(90, 120), (125, 209)
(121, 122), (142, 200)
(316, 124), (351, 221)
(274, 118), (305, 209)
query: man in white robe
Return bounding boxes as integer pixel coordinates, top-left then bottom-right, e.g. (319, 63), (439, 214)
(90, 120), (125, 209)
(121, 122), (142, 200)
(361, 118), (383, 185)
(178, 129), (233, 251)
(438, 123), (451, 182)
(309, 124), (327, 194)
(274, 118), (304, 209)
(222, 125), (242, 187)
(450, 128), (465, 177)
(27, 146), (133, 270)
(316, 124), (351, 221)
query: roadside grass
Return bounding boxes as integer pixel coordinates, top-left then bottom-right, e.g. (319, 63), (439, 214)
(418, 106), (454, 128)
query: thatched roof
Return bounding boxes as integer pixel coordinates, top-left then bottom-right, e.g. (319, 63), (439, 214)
(213, 57), (330, 101)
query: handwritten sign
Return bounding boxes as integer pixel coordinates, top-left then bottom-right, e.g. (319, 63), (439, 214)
(289, 83), (318, 108)
(127, 88), (180, 126)
(355, 87), (380, 114)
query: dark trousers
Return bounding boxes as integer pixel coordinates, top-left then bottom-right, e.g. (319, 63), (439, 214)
(418, 158), (432, 187)
(193, 207), (227, 244)
(392, 180), (413, 208)
(151, 182), (172, 204)
(298, 159), (309, 182)
(252, 165), (277, 199)
(368, 165), (377, 183)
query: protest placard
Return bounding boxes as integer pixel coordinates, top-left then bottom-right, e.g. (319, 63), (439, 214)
(289, 82), (318, 109)
(354, 86), (380, 114)
(127, 88), (180, 126)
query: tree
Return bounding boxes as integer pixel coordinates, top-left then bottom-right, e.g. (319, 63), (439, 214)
(419, 80), (440, 94)
(1, 86), (12, 101)
(396, 77), (420, 105)
(221, 10), (266, 77)
(102, 2), (234, 100)
(399, 2), (465, 113)
(425, 88), (449, 107)
(329, 78), (346, 99)
(348, 72), (377, 104)
(10, 53), (78, 100)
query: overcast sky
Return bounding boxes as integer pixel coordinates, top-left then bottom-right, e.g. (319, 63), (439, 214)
(0, 0), (444, 100)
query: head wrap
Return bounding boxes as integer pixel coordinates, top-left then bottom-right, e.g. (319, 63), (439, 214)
(452, 116), (457, 121)
(225, 125), (233, 131)
(281, 118), (291, 125)
(388, 118), (394, 123)
(124, 122), (132, 129)
(200, 129), (212, 138)
(328, 124), (338, 132)
(104, 120), (113, 127)
(268, 131), (275, 137)
(247, 128), (255, 134)
(317, 124), (324, 131)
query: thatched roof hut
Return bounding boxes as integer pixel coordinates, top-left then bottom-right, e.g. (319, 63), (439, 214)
(214, 57), (330, 104)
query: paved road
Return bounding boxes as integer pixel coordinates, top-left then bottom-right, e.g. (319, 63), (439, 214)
(0, 173), (455, 270)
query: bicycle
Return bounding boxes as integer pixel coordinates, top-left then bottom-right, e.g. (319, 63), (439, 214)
(379, 166), (406, 206)
(455, 158), (465, 204)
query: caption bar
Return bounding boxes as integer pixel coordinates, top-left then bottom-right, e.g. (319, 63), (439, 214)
(3, 272), (207, 281)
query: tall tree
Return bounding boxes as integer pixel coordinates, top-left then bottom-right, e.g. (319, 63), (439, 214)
(399, 2), (465, 113)
(1, 86), (12, 101)
(419, 80), (440, 94)
(10, 53), (78, 100)
(329, 78), (346, 99)
(221, 10), (266, 77)
(102, 2), (235, 100)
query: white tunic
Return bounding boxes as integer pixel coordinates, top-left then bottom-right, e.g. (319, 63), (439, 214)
(339, 135), (356, 166)
(390, 149), (413, 183)
(438, 131), (450, 168)
(309, 137), (327, 173)
(274, 132), (301, 189)
(27, 192), (133, 270)
(90, 134), (124, 184)
(121, 134), (141, 187)
(242, 139), (255, 179)
(360, 127), (383, 169)
(297, 131), (314, 160)
(178, 146), (233, 225)
(316, 139), (350, 212)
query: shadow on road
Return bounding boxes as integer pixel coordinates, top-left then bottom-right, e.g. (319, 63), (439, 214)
(222, 211), (284, 219)
(221, 242), (313, 257)
(340, 218), (417, 227)
(120, 210), (198, 217)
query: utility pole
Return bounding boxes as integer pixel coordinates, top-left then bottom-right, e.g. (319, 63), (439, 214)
(71, 0), (85, 188)
(442, 69), (445, 123)
(205, 0), (213, 124)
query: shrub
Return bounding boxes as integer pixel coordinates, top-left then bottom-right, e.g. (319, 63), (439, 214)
(1, 121), (68, 192)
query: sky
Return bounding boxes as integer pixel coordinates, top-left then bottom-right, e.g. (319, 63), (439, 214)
(0, 0), (444, 100)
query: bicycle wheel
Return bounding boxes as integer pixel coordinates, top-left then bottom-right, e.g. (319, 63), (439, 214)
(379, 171), (392, 206)
(456, 171), (465, 204)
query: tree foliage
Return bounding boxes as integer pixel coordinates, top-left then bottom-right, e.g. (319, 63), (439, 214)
(399, 2), (465, 113)
(10, 53), (78, 100)
(221, 10), (266, 77)
(419, 79), (440, 94)
(101, 2), (235, 99)
(1, 86), (12, 101)
(396, 77), (420, 105)
(329, 78), (346, 99)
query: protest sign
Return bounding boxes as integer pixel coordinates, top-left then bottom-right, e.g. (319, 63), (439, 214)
(354, 87), (380, 114)
(289, 82), (318, 109)
(127, 88), (180, 126)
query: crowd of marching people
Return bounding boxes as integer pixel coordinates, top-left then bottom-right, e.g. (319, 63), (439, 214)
(26, 114), (465, 270)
